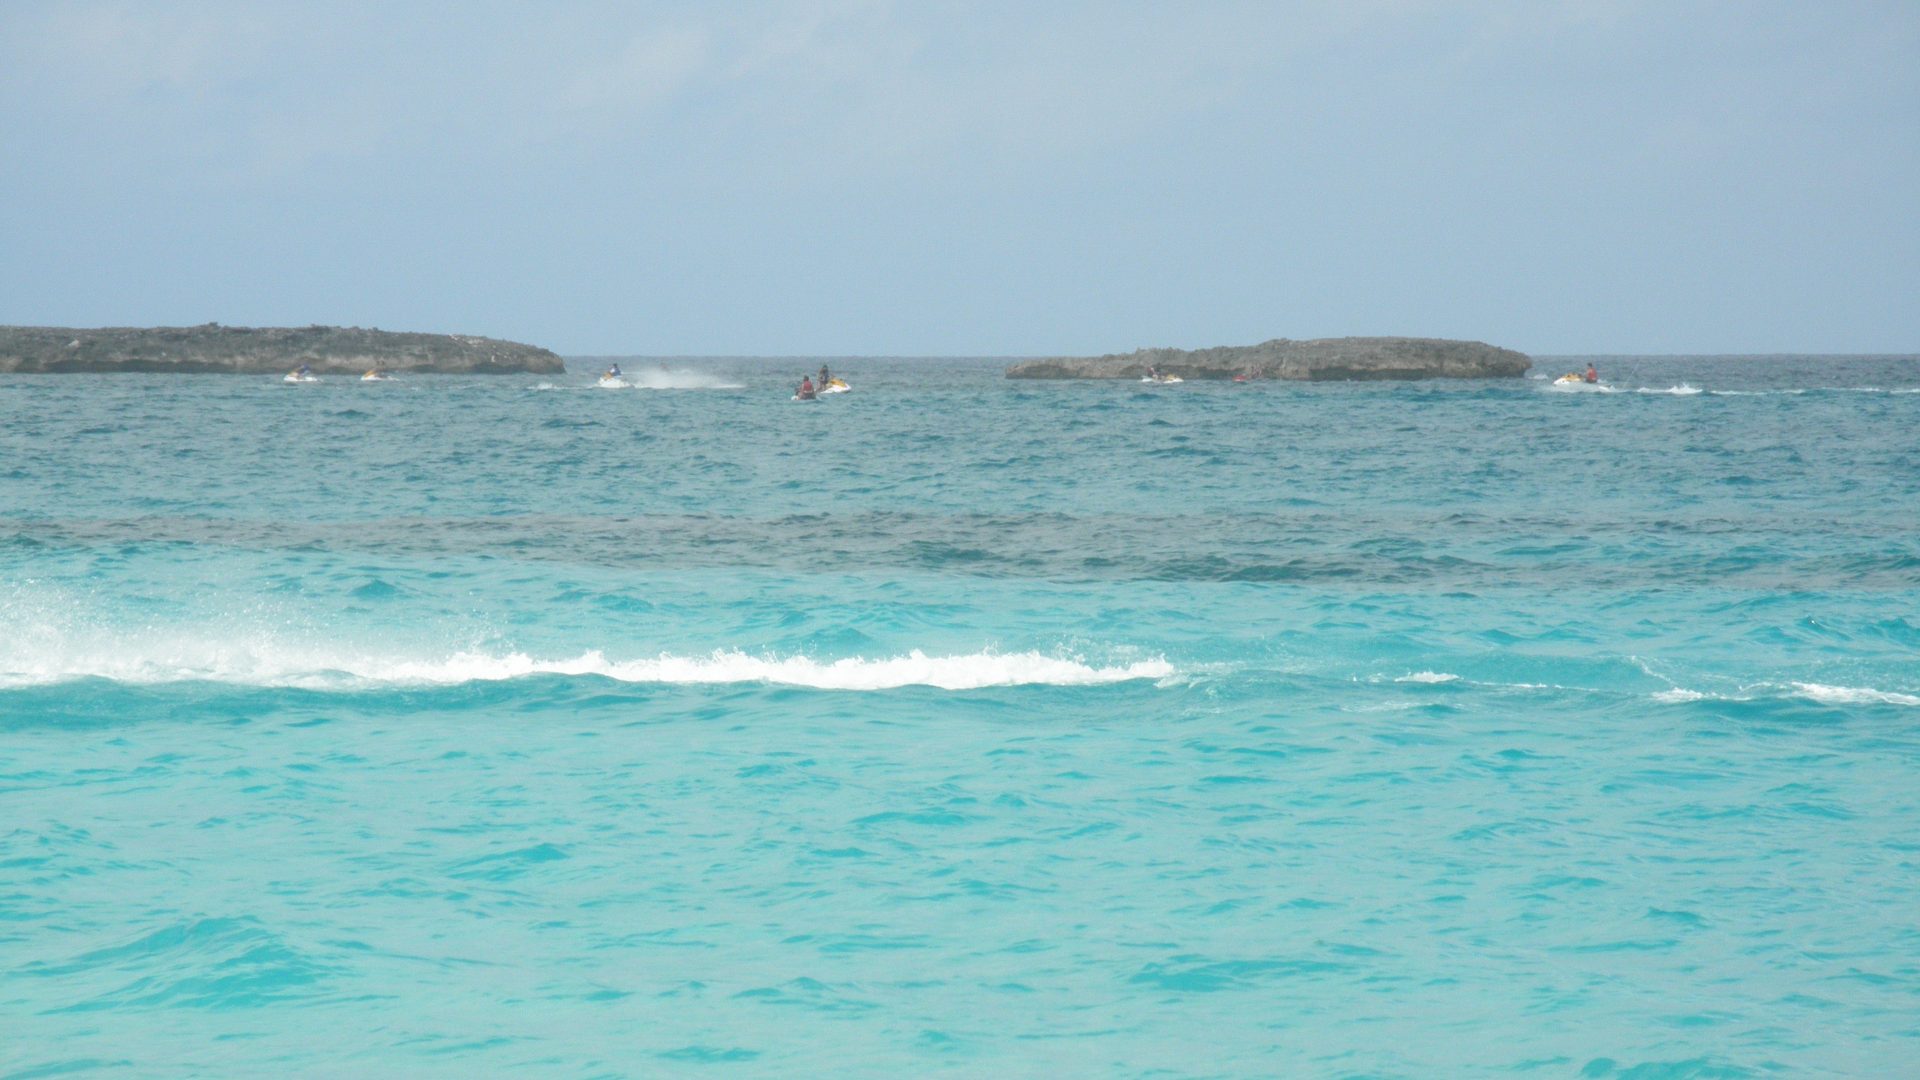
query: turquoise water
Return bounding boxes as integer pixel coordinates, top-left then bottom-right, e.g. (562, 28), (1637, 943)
(3, 357), (1919, 1077)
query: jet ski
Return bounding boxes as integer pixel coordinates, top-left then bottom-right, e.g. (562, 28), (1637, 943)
(283, 371), (319, 384)
(361, 370), (393, 382)
(1141, 374), (1184, 384)
(597, 375), (630, 389)
(818, 378), (851, 394)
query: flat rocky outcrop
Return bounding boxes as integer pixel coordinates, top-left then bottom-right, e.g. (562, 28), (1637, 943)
(0, 324), (565, 374)
(1006, 336), (1531, 381)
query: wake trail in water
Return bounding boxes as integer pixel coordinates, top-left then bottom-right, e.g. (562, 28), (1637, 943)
(625, 368), (747, 390)
(529, 370), (746, 391)
(1536, 382), (1918, 397)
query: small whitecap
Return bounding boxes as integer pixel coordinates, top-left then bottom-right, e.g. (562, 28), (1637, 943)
(1652, 688), (1708, 703)
(1789, 682), (1920, 707)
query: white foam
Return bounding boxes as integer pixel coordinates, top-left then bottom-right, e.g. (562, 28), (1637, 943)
(1789, 682), (1920, 707)
(1689, 387), (1920, 397)
(0, 643), (1173, 692)
(1652, 688), (1709, 703)
(0, 584), (1171, 692)
(534, 371), (745, 391)
(1649, 683), (1920, 707)
(1636, 384), (1702, 396)
(1394, 671), (1460, 684)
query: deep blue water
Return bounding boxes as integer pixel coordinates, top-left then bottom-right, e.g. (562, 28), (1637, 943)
(3, 356), (1919, 1077)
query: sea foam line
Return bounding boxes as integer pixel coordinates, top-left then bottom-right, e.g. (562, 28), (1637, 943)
(1651, 683), (1920, 707)
(1393, 670), (1460, 684)
(0, 647), (1175, 692)
(1789, 682), (1920, 707)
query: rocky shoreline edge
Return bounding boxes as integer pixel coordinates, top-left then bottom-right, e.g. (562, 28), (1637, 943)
(0, 324), (565, 375)
(1006, 337), (1531, 381)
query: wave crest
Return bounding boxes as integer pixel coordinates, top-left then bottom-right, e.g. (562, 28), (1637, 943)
(0, 646), (1174, 692)
(1651, 683), (1919, 707)
(1789, 682), (1920, 707)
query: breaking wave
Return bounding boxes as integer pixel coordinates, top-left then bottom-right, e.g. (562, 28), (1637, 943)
(0, 644), (1174, 692)
(1651, 683), (1920, 707)
(1789, 682), (1920, 707)
(1651, 688), (1709, 703)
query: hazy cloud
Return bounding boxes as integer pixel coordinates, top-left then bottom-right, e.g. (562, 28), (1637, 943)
(18, 3), (269, 99)
(561, 26), (711, 114)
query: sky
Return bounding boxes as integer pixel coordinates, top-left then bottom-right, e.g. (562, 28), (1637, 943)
(1, 1), (1915, 356)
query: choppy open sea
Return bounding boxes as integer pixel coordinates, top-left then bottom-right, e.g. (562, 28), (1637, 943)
(3, 355), (1918, 1077)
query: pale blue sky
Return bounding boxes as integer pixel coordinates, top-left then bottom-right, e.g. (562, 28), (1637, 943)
(2, 1), (1915, 355)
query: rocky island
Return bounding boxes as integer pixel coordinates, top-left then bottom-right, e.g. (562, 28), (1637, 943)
(1006, 336), (1531, 381)
(0, 324), (565, 374)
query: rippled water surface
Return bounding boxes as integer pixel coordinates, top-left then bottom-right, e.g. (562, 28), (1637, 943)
(4, 356), (1919, 1077)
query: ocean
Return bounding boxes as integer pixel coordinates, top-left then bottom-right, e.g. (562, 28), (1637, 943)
(3, 356), (1917, 1077)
